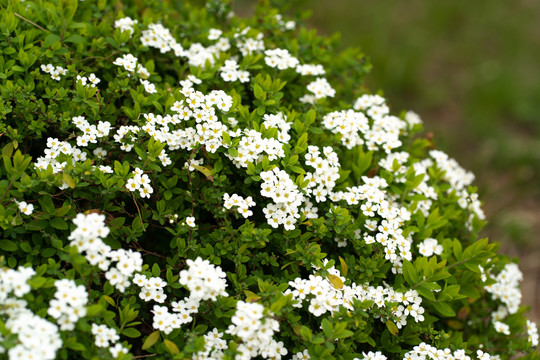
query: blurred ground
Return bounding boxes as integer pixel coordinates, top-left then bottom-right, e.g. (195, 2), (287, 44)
(233, 1), (540, 320)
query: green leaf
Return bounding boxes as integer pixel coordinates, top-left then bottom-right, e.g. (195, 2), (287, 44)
(50, 218), (68, 230)
(102, 295), (116, 307)
(402, 260), (418, 286)
(0, 239), (17, 252)
(386, 320), (399, 335)
(62, 173), (76, 188)
(142, 330), (160, 350)
(43, 34), (61, 48)
(121, 327), (141, 338)
(163, 339), (180, 354)
(432, 301), (456, 317)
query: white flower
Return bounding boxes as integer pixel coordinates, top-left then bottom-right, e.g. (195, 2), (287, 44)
(186, 216), (196, 227)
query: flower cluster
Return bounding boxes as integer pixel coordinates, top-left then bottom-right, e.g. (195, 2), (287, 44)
(91, 323), (128, 358)
(264, 48), (300, 70)
(0, 266), (34, 301)
(69, 213), (143, 291)
(223, 193), (256, 218)
(114, 16), (138, 35)
(260, 167), (305, 230)
(2, 307), (62, 360)
(113, 53), (150, 78)
(324, 94), (406, 152)
(72, 115), (112, 147)
(40, 63), (67, 80)
(295, 64), (325, 76)
(126, 167), (154, 198)
(0, 267), (62, 360)
(303, 145), (341, 203)
(47, 279), (88, 331)
(134, 274), (167, 303)
(77, 73), (100, 88)
(193, 328), (228, 360)
(262, 112), (291, 143)
(402, 343), (496, 360)
(354, 351), (387, 360)
(287, 263), (424, 328)
(418, 238), (444, 257)
(527, 320), (539, 347)
(331, 175), (413, 271)
(141, 23), (183, 55)
(306, 77), (335, 100)
(227, 301), (287, 360)
(226, 128), (285, 168)
(485, 263), (523, 314)
(179, 257), (228, 301)
(220, 59), (250, 83)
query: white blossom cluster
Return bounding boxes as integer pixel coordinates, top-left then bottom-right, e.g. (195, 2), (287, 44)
(47, 279), (88, 331)
(292, 349), (310, 360)
(274, 14), (296, 31)
(354, 351), (387, 360)
(134, 274), (167, 303)
(402, 343), (496, 360)
(126, 167), (154, 198)
(0, 267), (62, 360)
(136, 258), (229, 335)
(234, 28), (265, 56)
(166, 82), (232, 152)
(220, 59), (250, 83)
(485, 263), (523, 314)
(114, 16), (138, 35)
(69, 213), (143, 292)
(226, 301), (287, 360)
(429, 150), (485, 224)
(34, 137), (81, 173)
(223, 193), (256, 218)
(0, 266), (34, 302)
(324, 94), (406, 152)
(40, 63), (67, 80)
(77, 73), (101, 88)
(72, 115), (112, 147)
(331, 176), (413, 271)
(296, 63), (326, 76)
(286, 263), (424, 328)
(264, 48), (300, 70)
(260, 167), (305, 230)
(306, 77), (335, 100)
(226, 128), (285, 168)
(262, 112), (291, 143)
(141, 23), (184, 54)
(113, 53), (150, 79)
(91, 323), (129, 358)
(193, 328), (228, 360)
(2, 306), (62, 360)
(418, 238), (444, 257)
(303, 145), (341, 203)
(179, 257), (228, 301)
(527, 320), (539, 347)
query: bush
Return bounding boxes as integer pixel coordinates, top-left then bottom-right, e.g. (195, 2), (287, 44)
(0, 0), (538, 359)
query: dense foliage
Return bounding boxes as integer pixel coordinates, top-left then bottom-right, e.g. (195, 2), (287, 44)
(0, 0), (538, 359)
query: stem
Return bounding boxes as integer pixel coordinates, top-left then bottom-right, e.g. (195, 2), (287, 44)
(14, 12), (48, 32)
(131, 193), (145, 232)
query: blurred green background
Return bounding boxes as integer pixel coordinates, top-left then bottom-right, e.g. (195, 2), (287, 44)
(234, 0), (540, 317)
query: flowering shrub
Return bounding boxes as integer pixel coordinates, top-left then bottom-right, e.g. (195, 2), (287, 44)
(0, 0), (538, 359)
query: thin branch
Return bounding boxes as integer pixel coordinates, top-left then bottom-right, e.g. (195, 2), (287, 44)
(14, 12), (48, 32)
(131, 193), (145, 232)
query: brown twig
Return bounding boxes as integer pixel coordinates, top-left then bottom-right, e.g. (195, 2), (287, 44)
(131, 193), (145, 232)
(14, 12), (48, 32)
